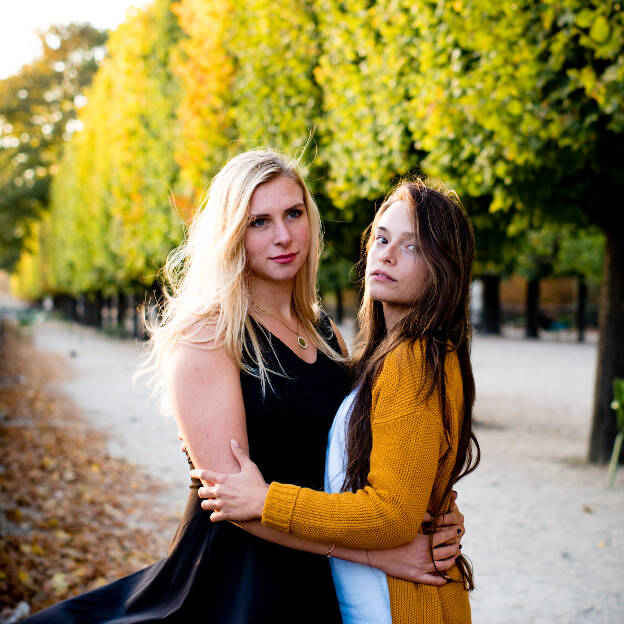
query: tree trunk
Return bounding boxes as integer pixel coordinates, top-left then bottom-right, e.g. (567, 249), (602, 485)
(67, 296), (77, 321)
(131, 294), (141, 339)
(525, 278), (540, 339)
(576, 275), (587, 343)
(133, 291), (148, 340)
(53, 294), (76, 320)
(335, 287), (344, 324)
(78, 295), (87, 324)
(84, 292), (102, 327)
(588, 229), (624, 463)
(117, 292), (128, 335)
(481, 274), (501, 334)
(84, 290), (104, 327)
(104, 295), (113, 329)
(95, 291), (103, 328)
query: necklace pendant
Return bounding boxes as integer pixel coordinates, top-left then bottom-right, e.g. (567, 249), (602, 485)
(297, 335), (308, 349)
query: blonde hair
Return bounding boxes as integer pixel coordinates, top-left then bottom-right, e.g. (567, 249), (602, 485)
(145, 148), (342, 408)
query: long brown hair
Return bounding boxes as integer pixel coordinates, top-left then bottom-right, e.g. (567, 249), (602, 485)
(344, 179), (480, 589)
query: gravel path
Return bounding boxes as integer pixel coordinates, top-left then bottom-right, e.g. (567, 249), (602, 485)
(30, 319), (624, 623)
(32, 321), (190, 518)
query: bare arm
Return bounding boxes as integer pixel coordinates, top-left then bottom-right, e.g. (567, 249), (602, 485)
(235, 518), (461, 584)
(167, 339), (249, 476)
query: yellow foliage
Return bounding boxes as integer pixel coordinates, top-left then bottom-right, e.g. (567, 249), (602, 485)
(172, 0), (235, 193)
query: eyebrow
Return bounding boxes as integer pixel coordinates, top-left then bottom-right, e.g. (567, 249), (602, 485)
(376, 225), (416, 240)
(249, 202), (305, 217)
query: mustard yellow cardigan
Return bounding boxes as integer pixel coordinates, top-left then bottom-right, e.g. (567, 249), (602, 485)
(261, 340), (471, 623)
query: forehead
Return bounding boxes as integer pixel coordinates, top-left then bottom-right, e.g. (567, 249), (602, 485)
(249, 175), (304, 214)
(377, 200), (413, 231)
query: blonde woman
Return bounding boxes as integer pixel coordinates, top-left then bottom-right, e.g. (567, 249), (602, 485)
(25, 151), (462, 624)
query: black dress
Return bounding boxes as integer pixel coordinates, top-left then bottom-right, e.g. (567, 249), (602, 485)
(25, 314), (349, 623)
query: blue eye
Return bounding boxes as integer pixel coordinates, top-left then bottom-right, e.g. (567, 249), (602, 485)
(406, 243), (417, 252)
(250, 217), (268, 228)
(286, 208), (303, 219)
(375, 235), (388, 245)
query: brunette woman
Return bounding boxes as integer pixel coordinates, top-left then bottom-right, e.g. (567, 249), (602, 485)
(193, 179), (480, 623)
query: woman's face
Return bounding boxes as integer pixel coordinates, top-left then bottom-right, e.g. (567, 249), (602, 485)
(365, 200), (428, 307)
(244, 175), (310, 284)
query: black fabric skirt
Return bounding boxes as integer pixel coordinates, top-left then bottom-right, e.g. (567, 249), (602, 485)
(24, 489), (341, 623)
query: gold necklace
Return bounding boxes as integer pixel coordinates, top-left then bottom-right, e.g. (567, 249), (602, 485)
(251, 302), (308, 349)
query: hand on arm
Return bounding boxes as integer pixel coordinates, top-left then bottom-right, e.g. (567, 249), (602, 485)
(368, 498), (465, 585)
(191, 441), (466, 586)
(191, 439), (269, 522)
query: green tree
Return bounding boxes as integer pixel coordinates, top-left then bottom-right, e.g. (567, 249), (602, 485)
(0, 23), (107, 270)
(229, 0), (321, 165)
(313, 0), (419, 209)
(36, 0), (184, 301)
(408, 0), (623, 462)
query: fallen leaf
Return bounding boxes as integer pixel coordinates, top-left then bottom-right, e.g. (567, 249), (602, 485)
(51, 573), (68, 595)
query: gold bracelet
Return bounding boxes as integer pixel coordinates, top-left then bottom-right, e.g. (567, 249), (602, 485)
(325, 543), (335, 558)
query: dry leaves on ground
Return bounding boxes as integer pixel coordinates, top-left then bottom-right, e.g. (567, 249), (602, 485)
(0, 323), (179, 618)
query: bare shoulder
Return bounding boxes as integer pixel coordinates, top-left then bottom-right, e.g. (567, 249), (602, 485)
(167, 329), (239, 394)
(328, 318), (349, 358)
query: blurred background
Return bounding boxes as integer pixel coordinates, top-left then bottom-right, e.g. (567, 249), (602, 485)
(1, 1), (623, 622)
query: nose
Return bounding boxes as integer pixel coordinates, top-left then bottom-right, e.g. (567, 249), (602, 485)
(273, 218), (293, 247)
(378, 243), (396, 265)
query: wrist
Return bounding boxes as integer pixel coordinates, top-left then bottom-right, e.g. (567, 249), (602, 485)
(256, 482), (269, 517)
(366, 549), (378, 569)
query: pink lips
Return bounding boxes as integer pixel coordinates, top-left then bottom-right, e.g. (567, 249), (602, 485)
(370, 270), (395, 282)
(271, 253), (297, 264)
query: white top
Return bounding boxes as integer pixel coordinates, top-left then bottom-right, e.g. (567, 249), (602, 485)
(324, 389), (392, 624)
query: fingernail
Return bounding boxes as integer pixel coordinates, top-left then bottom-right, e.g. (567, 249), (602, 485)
(231, 439), (240, 448)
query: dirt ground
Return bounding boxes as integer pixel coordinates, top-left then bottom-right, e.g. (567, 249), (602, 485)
(5, 317), (624, 623)
(0, 325), (177, 620)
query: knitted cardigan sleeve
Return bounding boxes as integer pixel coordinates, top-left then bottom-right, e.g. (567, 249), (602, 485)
(260, 341), (447, 550)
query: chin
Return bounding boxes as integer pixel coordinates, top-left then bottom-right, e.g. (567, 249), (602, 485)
(367, 282), (390, 301)
(264, 264), (305, 283)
